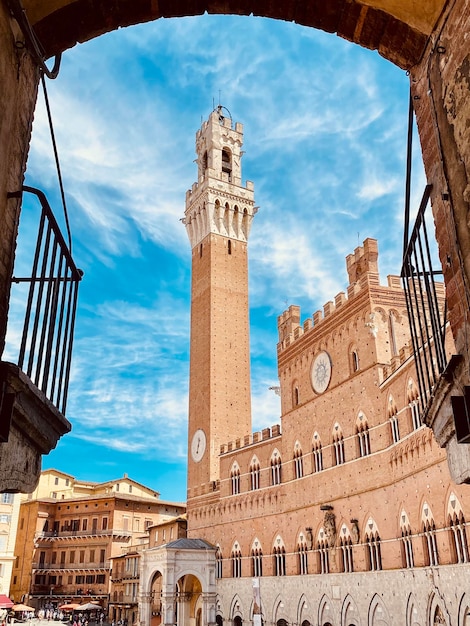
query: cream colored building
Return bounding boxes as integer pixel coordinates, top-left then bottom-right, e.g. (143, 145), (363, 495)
(27, 469), (161, 501)
(10, 470), (185, 611)
(0, 492), (21, 599)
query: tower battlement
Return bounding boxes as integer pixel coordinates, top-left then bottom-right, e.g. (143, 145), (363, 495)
(346, 237), (379, 286)
(183, 106), (256, 249)
(277, 239), (402, 352)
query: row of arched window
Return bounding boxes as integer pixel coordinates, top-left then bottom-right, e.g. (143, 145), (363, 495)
(229, 400), (423, 495)
(215, 498), (469, 579)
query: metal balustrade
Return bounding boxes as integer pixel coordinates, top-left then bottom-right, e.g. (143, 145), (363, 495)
(401, 183), (448, 417)
(6, 186), (82, 414)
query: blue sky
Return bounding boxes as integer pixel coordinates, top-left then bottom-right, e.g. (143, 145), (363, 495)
(5, 14), (425, 502)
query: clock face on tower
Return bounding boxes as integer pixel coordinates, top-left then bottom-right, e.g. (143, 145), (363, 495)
(311, 351), (332, 394)
(191, 429), (206, 462)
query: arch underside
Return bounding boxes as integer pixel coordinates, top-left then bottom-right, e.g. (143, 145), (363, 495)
(22, 0), (446, 69)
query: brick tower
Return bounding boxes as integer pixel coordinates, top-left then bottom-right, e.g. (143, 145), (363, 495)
(184, 107), (256, 496)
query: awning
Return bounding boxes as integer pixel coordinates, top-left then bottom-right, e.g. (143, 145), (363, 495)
(0, 595), (14, 609)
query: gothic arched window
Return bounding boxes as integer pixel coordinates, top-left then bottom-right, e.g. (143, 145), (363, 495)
(250, 457), (260, 491)
(270, 451), (282, 485)
(293, 443), (303, 479)
(230, 463), (240, 495)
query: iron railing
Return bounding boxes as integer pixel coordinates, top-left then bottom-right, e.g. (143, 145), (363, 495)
(7, 186), (82, 414)
(32, 561), (111, 571)
(38, 529), (132, 539)
(401, 183), (448, 416)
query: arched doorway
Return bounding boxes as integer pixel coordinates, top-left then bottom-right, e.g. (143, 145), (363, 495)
(176, 573), (203, 626)
(150, 572), (163, 626)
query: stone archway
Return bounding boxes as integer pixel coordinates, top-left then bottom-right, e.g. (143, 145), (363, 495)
(17, 0), (438, 69)
(139, 538), (217, 626)
(2, 0), (470, 491)
(150, 571), (163, 626)
(177, 573), (203, 626)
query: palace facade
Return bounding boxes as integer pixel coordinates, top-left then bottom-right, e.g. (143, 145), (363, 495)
(140, 108), (470, 626)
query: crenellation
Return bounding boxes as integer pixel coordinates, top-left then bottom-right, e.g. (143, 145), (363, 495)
(262, 427), (271, 440)
(346, 237), (379, 286)
(313, 310), (323, 325)
(323, 300), (335, 317)
(335, 291), (347, 307)
(220, 425), (282, 457)
(387, 275), (402, 288)
(275, 239), (417, 361)
(277, 304), (301, 343)
(303, 318), (313, 332)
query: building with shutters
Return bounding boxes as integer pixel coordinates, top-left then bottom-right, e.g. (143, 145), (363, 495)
(10, 470), (185, 611)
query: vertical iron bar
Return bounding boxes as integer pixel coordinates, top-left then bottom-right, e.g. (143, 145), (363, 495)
(410, 243), (433, 404)
(403, 89), (414, 258)
(415, 240), (436, 392)
(415, 230), (438, 386)
(421, 216), (447, 370)
(18, 210), (46, 369)
(60, 275), (79, 413)
(402, 262), (427, 414)
(37, 236), (59, 393)
(50, 253), (67, 404)
(27, 220), (53, 381)
(57, 272), (72, 411)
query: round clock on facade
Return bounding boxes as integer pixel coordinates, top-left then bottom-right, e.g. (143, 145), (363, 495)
(191, 428), (206, 462)
(311, 351), (332, 394)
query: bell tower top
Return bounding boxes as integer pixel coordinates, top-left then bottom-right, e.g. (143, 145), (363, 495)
(184, 106), (256, 249)
(196, 105), (244, 184)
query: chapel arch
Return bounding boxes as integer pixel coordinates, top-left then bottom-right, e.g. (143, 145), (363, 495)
(177, 573), (204, 626)
(149, 570), (164, 626)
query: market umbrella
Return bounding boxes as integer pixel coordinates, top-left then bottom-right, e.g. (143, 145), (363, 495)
(79, 603), (102, 611)
(60, 604), (82, 611)
(12, 605), (34, 612)
(0, 596), (13, 609)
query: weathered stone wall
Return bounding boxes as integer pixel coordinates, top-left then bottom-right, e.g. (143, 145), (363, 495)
(410, 0), (470, 483)
(0, 2), (39, 353)
(216, 566), (468, 626)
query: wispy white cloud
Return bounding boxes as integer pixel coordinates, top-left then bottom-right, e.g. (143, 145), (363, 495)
(11, 14), (417, 500)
